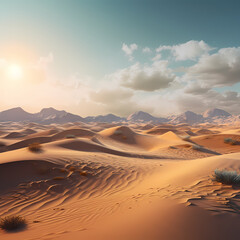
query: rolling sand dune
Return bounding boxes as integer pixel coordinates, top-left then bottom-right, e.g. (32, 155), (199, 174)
(25, 128), (61, 138)
(4, 132), (25, 139)
(0, 130), (7, 136)
(138, 123), (155, 130)
(99, 126), (139, 144)
(220, 128), (240, 135)
(4, 129), (37, 139)
(143, 124), (196, 137)
(51, 138), (163, 159)
(143, 127), (181, 135)
(1, 128), (96, 153)
(2, 136), (52, 152)
(51, 128), (95, 140)
(192, 134), (240, 154)
(0, 145), (157, 240)
(98, 126), (187, 151)
(1, 122), (240, 240)
(152, 131), (189, 150)
(0, 159), (62, 193)
(75, 200), (240, 240)
(20, 128), (37, 135)
(194, 128), (214, 135)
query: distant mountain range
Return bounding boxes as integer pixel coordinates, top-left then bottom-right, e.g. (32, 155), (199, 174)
(127, 111), (168, 123)
(0, 107), (239, 125)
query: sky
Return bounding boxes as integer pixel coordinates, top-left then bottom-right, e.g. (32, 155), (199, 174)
(0, 0), (240, 117)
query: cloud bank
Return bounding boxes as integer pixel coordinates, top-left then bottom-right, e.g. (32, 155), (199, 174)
(111, 61), (175, 91)
(1, 40), (240, 117)
(156, 40), (212, 61)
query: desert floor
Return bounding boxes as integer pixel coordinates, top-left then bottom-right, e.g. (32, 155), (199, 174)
(1, 122), (240, 239)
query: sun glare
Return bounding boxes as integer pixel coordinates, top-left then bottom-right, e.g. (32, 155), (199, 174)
(7, 64), (23, 80)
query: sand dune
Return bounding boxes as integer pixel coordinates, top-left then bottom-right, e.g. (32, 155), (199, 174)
(192, 134), (240, 154)
(98, 126), (187, 151)
(51, 138), (163, 159)
(4, 132), (25, 139)
(1, 122), (240, 240)
(1, 128), (96, 153)
(143, 126), (183, 135)
(143, 125), (195, 137)
(0, 159), (61, 193)
(0, 146), (154, 239)
(151, 131), (189, 150)
(4, 129), (37, 139)
(143, 127), (181, 135)
(20, 128), (37, 135)
(51, 128), (95, 140)
(2, 136), (52, 152)
(194, 128), (214, 135)
(25, 128), (61, 138)
(99, 126), (139, 144)
(139, 123), (155, 130)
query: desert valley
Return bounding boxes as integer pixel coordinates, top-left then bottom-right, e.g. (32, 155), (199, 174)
(0, 107), (240, 239)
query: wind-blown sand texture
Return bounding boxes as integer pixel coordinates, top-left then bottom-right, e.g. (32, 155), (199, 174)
(1, 122), (240, 239)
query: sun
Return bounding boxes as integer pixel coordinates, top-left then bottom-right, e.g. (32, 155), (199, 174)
(7, 64), (23, 80)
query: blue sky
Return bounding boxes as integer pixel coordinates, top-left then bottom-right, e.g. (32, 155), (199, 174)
(0, 0), (240, 116)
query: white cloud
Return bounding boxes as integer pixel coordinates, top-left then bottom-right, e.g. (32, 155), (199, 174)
(186, 47), (240, 87)
(177, 88), (240, 115)
(156, 40), (212, 61)
(184, 81), (211, 95)
(156, 45), (172, 52)
(111, 61), (175, 91)
(152, 54), (161, 61)
(142, 47), (152, 53)
(65, 43), (240, 116)
(90, 88), (133, 104)
(122, 43), (138, 61)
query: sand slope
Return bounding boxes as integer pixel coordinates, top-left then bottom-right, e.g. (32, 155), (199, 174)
(98, 126), (188, 151)
(192, 134), (240, 154)
(1, 122), (240, 240)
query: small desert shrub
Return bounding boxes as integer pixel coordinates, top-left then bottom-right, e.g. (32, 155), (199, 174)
(224, 138), (232, 143)
(224, 138), (237, 145)
(28, 142), (42, 153)
(65, 134), (76, 139)
(214, 169), (240, 185)
(0, 215), (26, 231)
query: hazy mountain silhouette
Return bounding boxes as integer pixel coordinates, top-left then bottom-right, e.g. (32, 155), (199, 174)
(0, 107), (237, 125)
(170, 111), (204, 124)
(127, 111), (168, 123)
(203, 108), (231, 118)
